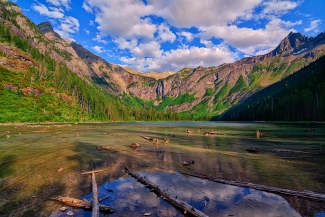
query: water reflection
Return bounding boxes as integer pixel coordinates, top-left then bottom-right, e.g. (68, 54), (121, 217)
(57, 171), (301, 217)
(2, 122), (324, 216)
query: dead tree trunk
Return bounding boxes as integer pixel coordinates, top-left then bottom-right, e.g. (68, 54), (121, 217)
(180, 172), (325, 202)
(50, 196), (114, 213)
(82, 169), (108, 217)
(125, 167), (209, 217)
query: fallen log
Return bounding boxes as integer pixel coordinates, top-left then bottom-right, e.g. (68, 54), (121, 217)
(50, 196), (114, 213)
(180, 172), (325, 202)
(125, 167), (209, 217)
(140, 135), (153, 141)
(203, 131), (225, 136)
(246, 148), (260, 153)
(82, 168), (109, 217)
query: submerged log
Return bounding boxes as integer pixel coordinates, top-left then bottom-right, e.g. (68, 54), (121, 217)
(183, 160), (195, 167)
(125, 167), (209, 217)
(50, 196), (114, 213)
(246, 148), (260, 153)
(203, 130), (225, 136)
(180, 172), (325, 202)
(131, 143), (140, 147)
(140, 135), (153, 141)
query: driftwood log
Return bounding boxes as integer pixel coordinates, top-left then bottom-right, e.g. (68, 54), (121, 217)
(181, 172), (325, 202)
(203, 131), (225, 136)
(82, 169), (109, 217)
(246, 148), (260, 153)
(140, 135), (153, 141)
(50, 196), (114, 213)
(124, 167), (209, 217)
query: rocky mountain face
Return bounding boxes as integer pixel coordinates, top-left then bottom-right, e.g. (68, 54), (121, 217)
(122, 31), (325, 116)
(1, 0), (325, 118)
(37, 21), (61, 38)
(33, 16), (325, 116)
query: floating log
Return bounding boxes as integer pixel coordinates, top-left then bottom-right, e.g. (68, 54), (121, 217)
(125, 167), (209, 217)
(246, 148), (260, 153)
(140, 135), (153, 141)
(203, 130), (225, 136)
(96, 146), (110, 150)
(50, 196), (114, 213)
(180, 172), (325, 202)
(131, 143), (140, 147)
(183, 160), (195, 167)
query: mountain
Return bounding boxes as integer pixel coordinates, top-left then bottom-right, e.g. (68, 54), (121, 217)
(33, 13), (325, 120)
(0, 1), (181, 122)
(1, 0), (325, 122)
(218, 55), (325, 121)
(119, 31), (325, 119)
(31, 9), (325, 120)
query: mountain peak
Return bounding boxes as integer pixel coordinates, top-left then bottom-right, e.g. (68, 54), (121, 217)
(272, 31), (309, 56)
(37, 21), (61, 38)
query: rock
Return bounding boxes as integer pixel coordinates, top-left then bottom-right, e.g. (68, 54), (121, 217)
(59, 207), (67, 212)
(66, 210), (74, 216)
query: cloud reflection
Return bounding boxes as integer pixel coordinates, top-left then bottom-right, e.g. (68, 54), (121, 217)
(71, 171), (301, 217)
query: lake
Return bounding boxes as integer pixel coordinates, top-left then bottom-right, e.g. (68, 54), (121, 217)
(0, 122), (324, 216)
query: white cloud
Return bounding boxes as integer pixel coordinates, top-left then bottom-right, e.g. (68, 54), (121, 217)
(148, 0), (262, 28)
(84, 29), (90, 35)
(114, 38), (138, 50)
(132, 41), (162, 58)
(80, 0), (306, 72)
(179, 31), (194, 42)
(121, 43), (236, 72)
(199, 18), (302, 55)
(200, 39), (214, 48)
(157, 23), (176, 43)
(32, 3), (64, 19)
(54, 16), (80, 40)
(93, 33), (108, 44)
(304, 19), (322, 32)
(92, 45), (105, 53)
(83, 0), (156, 39)
(82, 2), (93, 13)
(262, 0), (299, 15)
(46, 0), (71, 10)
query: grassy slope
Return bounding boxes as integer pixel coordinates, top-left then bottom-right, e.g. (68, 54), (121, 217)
(0, 65), (89, 122)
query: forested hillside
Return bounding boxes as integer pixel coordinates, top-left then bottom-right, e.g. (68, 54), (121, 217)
(218, 55), (325, 121)
(0, 2), (182, 122)
(1, 0), (325, 123)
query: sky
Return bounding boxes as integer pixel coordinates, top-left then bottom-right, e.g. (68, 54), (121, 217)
(10, 0), (325, 73)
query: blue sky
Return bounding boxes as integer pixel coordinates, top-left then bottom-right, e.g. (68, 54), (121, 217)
(11, 0), (325, 73)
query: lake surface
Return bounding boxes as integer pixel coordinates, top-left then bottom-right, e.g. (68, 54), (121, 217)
(1, 121), (325, 216)
(56, 171), (300, 217)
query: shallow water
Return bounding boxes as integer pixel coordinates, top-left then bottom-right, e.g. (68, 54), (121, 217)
(58, 171), (301, 217)
(1, 121), (325, 216)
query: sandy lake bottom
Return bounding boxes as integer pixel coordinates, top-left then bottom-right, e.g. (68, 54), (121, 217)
(0, 121), (325, 216)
